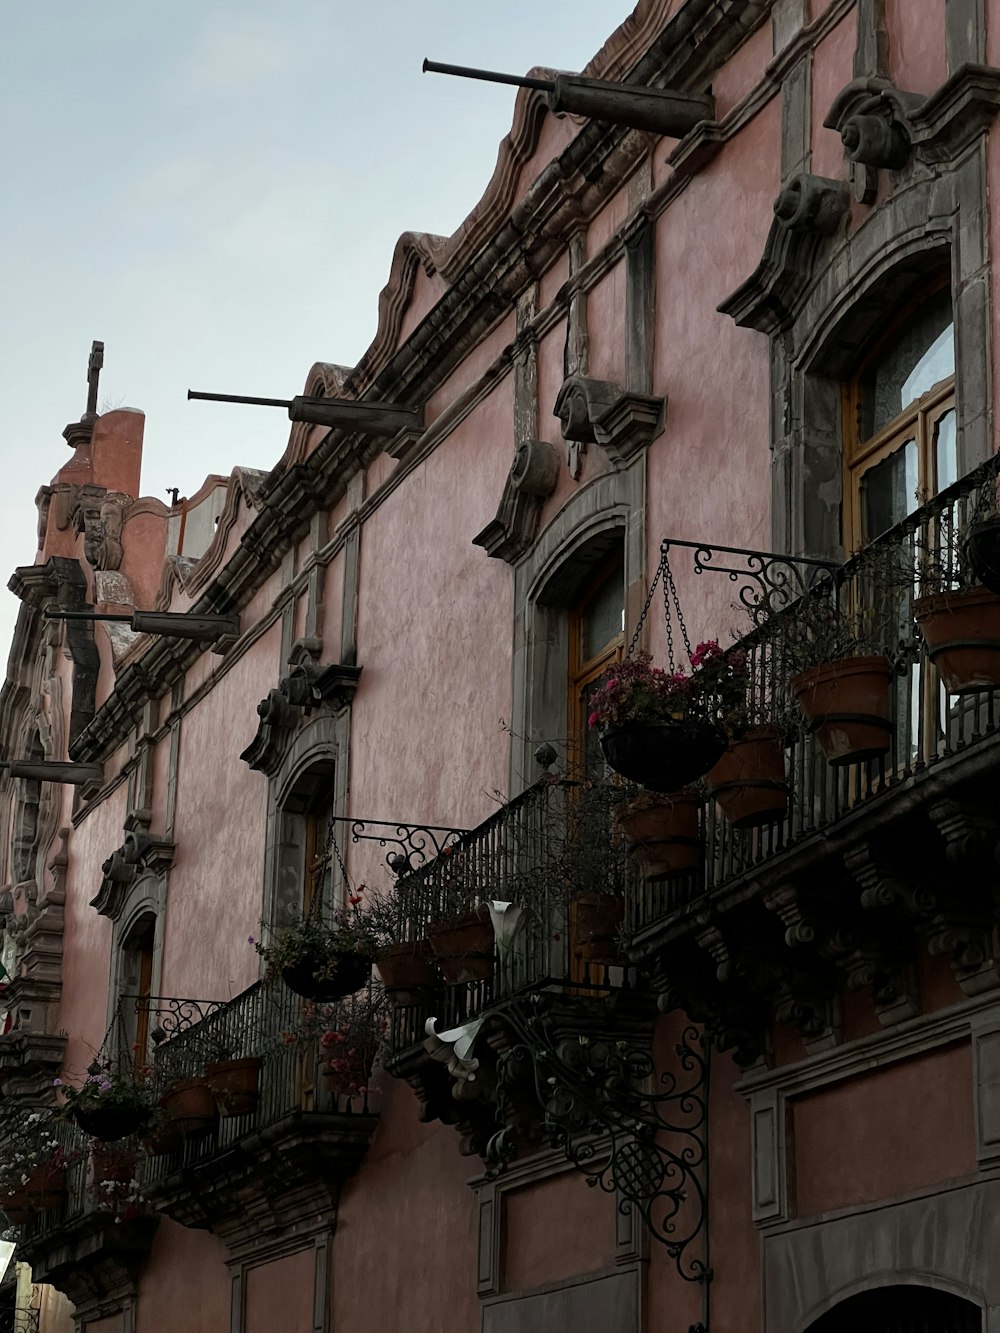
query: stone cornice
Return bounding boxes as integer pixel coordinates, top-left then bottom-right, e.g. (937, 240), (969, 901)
(68, 0), (773, 764)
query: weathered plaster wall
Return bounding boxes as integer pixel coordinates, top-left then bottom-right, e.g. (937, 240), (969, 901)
(243, 1248), (316, 1333)
(351, 387), (514, 830)
(886, 0), (948, 93)
(791, 1042), (976, 1215)
(810, 13), (856, 181)
(163, 627), (277, 1000)
(56, 783), (125, 1071)
(332, 1083), (480, 1333)
(502, 1170), (615, 1290)
(137, 1220), (231, 1333)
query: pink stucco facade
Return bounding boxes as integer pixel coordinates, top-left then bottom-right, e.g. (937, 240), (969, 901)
(3, 3), (1000, 1332)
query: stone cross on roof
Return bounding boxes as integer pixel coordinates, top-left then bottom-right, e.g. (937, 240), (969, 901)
(84, 340), (105, 421)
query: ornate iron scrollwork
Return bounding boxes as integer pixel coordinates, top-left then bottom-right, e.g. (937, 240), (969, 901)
(328, 816), (469, 872)
(483, 994), (711, 1290)
(662, 537), (840, 624)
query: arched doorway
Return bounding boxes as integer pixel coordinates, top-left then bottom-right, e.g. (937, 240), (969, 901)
(806, 1286), (982, 1333)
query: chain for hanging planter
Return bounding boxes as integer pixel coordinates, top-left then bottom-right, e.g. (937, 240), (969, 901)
(590, 547), (731, 792)
(57, 1007), (156, 1142)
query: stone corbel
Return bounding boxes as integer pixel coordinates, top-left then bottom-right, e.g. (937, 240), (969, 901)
(718, 174), (850, 333)
(71, 485), (131, 573)
(91, 810), (175, 920)
(553, 374), (665, 475)
(240, 661), (362, 775)
(823, 68), (1000, 202)
(473, 438), (559, 564)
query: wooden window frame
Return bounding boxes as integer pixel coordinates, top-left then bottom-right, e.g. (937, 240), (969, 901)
(842, 281), (956, 552)
(567, 553), (625, 775)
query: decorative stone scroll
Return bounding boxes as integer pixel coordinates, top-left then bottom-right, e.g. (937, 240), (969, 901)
(473, 439), (559, 564)
(241, 660), (363, 776)
(91, 809), (176, 920)
(553, 374), (665, 475)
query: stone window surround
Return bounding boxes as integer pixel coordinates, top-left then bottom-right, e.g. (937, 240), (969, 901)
(227, 1232), (331, 1333)
(508, 458), (647, 791)
(769, 146), (990, 561)
(260, 711), (350, 935)
(105, 874), (165, 1037)
(741, 994), (1000, 1332)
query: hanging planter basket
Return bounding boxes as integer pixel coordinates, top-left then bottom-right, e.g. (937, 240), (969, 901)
(206, 1057), (262, 1118)
(914, 585), (1000, 693)
(600, 718), (727, 792)
(426, 907), (495, 984)
(706, 725), (789, 829)
(71, 1100), (149, 1143)
(791, 655), (893, 765)
(616, 789), (703, 878)
(281, 949), (372, 1002)
(963, 518), (1000, 596)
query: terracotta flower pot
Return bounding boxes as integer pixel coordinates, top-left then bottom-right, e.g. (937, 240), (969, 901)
(426, 908), (494, 983)
(616, 790), (703, 878)
(281, 949), (371, 1002)
(791, 655), (893, 765)
(142, 1122), (182, 1157)
(375, 940), (437, 1005)
(600, 718), (727, 792)
(160, 1077), (218, 1137)
(963, 517), (1000, 595)
(3, 1164), (67, 1222)
(914, 586), (1000, 693)
(71, 1100), (149, 1142)
(572, 893), (624, 964)
(706, 726), (789, 829)
(205, 1057), (261, 1118)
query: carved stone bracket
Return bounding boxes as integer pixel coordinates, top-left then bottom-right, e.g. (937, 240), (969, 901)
(71, 486), (131, 573)
(553, 374), (665, 476)
(91, 810), (176, 920)
(473, 439), (558, 564)
(240, 661), (362, 776)
(718, 174), (850, 333)
(18, 1211), (158, 1312)
(824, 65), (1000, 202)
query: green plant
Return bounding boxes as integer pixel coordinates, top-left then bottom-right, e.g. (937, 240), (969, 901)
(251, 891), (382, 983)
(587, 645), (749, 734)
(56, 1060), (157, 1118)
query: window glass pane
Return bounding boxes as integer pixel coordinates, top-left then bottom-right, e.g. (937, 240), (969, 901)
(861, 439), (918, 540)
(934, 408), (957, 493)
(859, 291), (954, 440)
(583, 564), (624, 660)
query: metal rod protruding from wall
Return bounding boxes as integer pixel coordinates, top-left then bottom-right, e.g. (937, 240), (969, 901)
(188, 389), (422, 438)
(45, 608), (240, 643)
(422, 57), (715, 138)
(422, 59), (555, 93)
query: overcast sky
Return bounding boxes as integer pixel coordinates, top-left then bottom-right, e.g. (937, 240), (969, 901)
(0, 1), (629, 663)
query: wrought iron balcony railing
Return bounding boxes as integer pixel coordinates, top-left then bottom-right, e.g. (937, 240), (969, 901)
(389, 774), (633, 1051)
(138, 979), (372, 1189)
(629, 454), (1000, 938)
(0, 1309), (40, 1333)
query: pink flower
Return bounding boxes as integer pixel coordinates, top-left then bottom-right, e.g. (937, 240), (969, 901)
(603, 678), (618, 691)
(587, 711), (601, 729)
(347, 894), (363, 907)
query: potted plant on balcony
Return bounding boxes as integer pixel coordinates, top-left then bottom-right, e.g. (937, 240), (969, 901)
(158, 1075), (218, 1138)
(253, 890), (379, 1002)
(318, 987), (390, 1102)
(203, 1041), (262, 1119)
(589, 646), (744, 791)
(58, 1061), (156, 1142)
(613, 787), (703, 880)
(912, 486), (1000, 693)
(0, 1113), (71, 1224)
(773, 573), (897, 767)
(365, 883), (439, 1007)
(426, 899), (495, 984)
(91, 1143), (144, 1221)
(703, 644), (789, 829)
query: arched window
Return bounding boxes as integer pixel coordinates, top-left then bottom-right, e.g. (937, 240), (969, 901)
(118, 910), (155, 1060)
(845, 285), (956, 547)
(806, 1285), (981, 1333)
